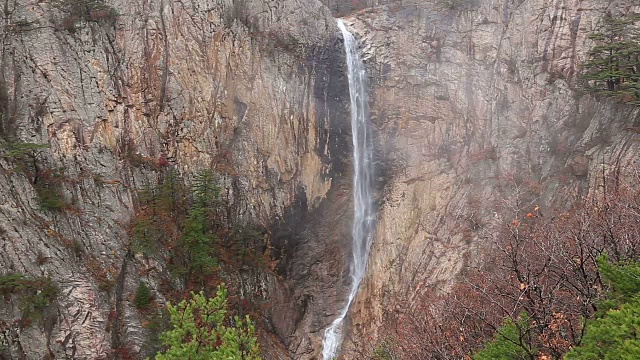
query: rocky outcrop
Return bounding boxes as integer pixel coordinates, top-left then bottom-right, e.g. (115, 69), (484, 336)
(340, 0), (640, 353)
(2, 0), (640, 358)
(0, 0), (352, 358)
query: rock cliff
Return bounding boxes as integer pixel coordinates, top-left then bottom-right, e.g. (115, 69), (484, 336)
(1, 0), (640, 359)
(341, 0), (640, 354)
(0, 0), (352, 358)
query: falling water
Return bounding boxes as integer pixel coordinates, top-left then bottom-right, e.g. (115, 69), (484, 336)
(322, 20), (375, 360)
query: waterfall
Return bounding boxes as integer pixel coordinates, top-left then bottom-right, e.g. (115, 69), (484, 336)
(322, 20), (375, 360)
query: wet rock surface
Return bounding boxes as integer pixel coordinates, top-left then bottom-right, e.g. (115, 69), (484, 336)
(2, 0), (640, 359)
(0, 0), (351, 358)
(341, 0), (640, 352)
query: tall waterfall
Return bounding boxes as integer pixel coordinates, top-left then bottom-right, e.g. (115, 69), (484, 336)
(322, 20), (375, 360)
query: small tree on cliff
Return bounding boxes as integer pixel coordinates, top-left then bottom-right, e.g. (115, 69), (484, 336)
(175, 170), (221, 282)
(154, 284), (261, 360)
(582, 12), (640, 103)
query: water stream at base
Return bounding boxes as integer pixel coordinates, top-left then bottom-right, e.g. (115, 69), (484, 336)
(321, 19), (375, 360)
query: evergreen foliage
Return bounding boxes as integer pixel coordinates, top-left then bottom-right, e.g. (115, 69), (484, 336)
(372, 341), (395, 360)
(192, 170), (221, 209)
(0, 141), (67, 211)
(472, 258), (640, 360)
(132, 169), (188, 255)
(381, 182), (640, 359)
(582, 13), (640, 104)
(438, 0), (478, 11)
(154, 284), (261, 360)
(473, 315), (533, 360)
(1, 142), (49, 161)
(131, 169), (228, 284)
(34, 169), (67, 211)
(173, 170), (220, 281)
(227, 222), (266, 266)
(565, 298), (640, 360)
(0, 273), (59, 324)
(0, 141), (49, 176)
(565, 257), (640, 360)
(156, 169), (187, 213)
(135, 282), (152, 309)
(597, 255), (640, 310)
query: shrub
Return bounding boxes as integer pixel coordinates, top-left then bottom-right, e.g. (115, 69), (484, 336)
(438, 0), (479, 11)
(0, 273), (31, 297)
(0, 141), (48, 175)
(473, 315), (534, 360)
(86, 255), (116, 292)
(381, 175), (640, 359)
(130, 170), (221, 284)
(372, 342), (395, 360)
(154, 284), (261, 359)
(131, 171), (187, 255)
(34, 169), (68, 211)
(135, 282), (152, 309)
(0, 273), (59, 325)
(0, 141), (68, 211)
(565, 258), (640, 359)
(130, 169), (266, 290)
(0, 80), (11, 136)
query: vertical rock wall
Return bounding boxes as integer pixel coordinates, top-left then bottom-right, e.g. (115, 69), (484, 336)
(0, 0), (352, 358)
(342, 0), (640, 351)
(3, 0), (640, 358)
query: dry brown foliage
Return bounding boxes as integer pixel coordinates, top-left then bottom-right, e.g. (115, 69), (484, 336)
(366, 171), (640, 359)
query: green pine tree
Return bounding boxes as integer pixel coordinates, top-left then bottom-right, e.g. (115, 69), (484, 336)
(473, 314), (534, 360)
(582, 12), (640, 104)
(174, 170), (221, 281)
(192, 169), (221, 209)
(156, 169), (187, 213)
(154, 284), (261, 360)
(565, 257), (640, 360)
(135, 282), (152, 309)
(180, 201), (218, 277)
(564, 298), (640, 360)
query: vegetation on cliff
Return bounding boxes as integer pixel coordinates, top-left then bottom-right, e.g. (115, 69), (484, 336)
(0, 141), (69, 211)
(361, 173), (640, 360)
(472, 256), (640, 360)
(0, 274), (59, 328)
(129, 168), (268, 358)
(154, 284), (261, 360)
(51, 0), (119, 32)
(564, 257), (640, 359)
(130, 169), (267, 286)
(582, 12), (640, 104)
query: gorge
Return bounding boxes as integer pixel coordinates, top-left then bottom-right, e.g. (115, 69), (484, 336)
(322, 19), (375, 360)
(0, 0), (640, 359)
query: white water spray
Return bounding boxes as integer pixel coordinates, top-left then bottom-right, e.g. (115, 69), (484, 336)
(322, 20), (375, 360)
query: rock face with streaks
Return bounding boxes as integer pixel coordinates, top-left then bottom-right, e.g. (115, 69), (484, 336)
(2, 0), (640, 359)
(338, 0), (640, 353)
(0, 0), (354, 358)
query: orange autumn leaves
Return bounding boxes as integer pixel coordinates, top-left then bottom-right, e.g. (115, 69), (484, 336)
(513, 205), (541, 228)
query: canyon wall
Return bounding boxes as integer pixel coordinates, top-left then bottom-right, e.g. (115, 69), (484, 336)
(0, 0), (352, 358)
(342, 0), (640, 353)
(2, 0), (640, 359)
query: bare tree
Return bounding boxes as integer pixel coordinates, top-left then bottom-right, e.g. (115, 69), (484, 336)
(372, 171), (640, 359)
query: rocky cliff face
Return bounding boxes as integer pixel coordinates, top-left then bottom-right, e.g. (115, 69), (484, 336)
(0, 0), (354, 358)
(341, 0), (640, 353)
(2, 0), (640, 359)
